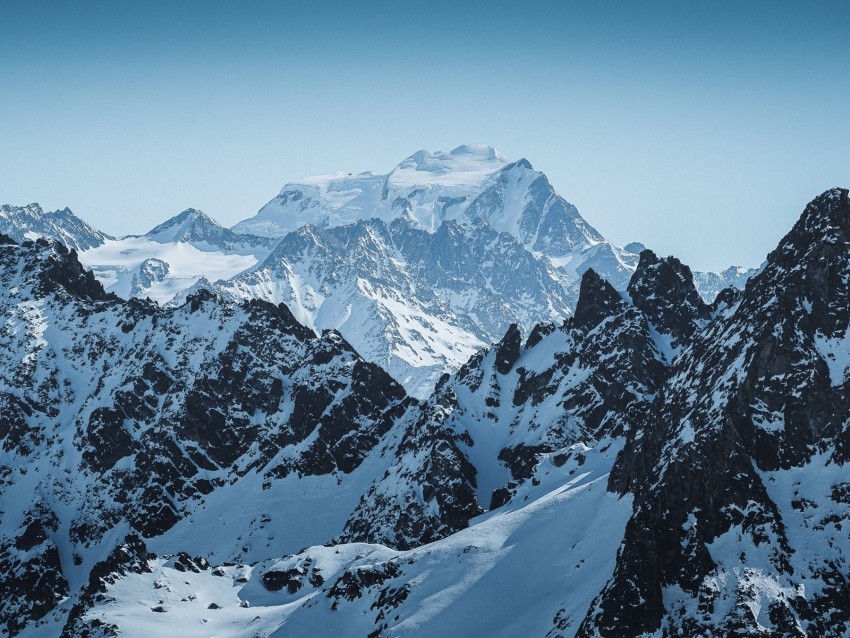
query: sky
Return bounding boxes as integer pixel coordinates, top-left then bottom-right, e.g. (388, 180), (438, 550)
(1, 1), (848, 271)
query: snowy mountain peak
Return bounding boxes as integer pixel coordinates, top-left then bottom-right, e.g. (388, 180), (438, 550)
(151, 206), (213, 227)
(124, 207), (277, 263)
(389, 145), (508, 186)
(233, 145), (514, 237)
(0, 202), (112, 251)
(778, 186), (850, 252)
(464, 159), (606, 257)
(144, 208), (222, 243)
(450, 143), (505, 159)
(233, 145), (612, 268)
(627, 249), (711, 351)
(48, 206), (74, 217)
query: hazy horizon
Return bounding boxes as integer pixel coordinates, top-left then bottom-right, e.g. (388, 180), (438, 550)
(2, 0), (848, 271)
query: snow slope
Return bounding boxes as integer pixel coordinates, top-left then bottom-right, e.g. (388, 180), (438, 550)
(79, 236), (259, 302)
(77, 208), (275, 303)
(55, 446), (631, 638)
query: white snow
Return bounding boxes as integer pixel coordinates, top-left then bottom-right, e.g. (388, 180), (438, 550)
(60, 444), (632, 638)
(79, 237), (259, 303)
(813, 328), (850, 386)
(235, 145), (509, 238)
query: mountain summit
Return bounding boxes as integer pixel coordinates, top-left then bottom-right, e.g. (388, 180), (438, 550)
(221, 147), (654, 395)
(232, 145), (596, 250)
(143, 207), (275, 254)
(233, 145), (511, 237)
(144, 208), (223, 243)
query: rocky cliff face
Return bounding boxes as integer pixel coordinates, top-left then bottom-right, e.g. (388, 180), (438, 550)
(337, 240), (711, 554)
(330, 189), (850, 638)
(582, 188), (850, 637)
(0, 235), (414, 635)
(214, 216), (575, 398)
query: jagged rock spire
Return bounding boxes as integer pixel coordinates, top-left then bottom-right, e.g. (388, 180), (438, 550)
(572, 269), (626, 330)
(494, 323), (522, 375)
(628, 249), (710, 347)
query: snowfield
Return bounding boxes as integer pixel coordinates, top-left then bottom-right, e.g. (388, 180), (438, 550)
(35, 444), (631, 638)
(79, 236), (260, 303)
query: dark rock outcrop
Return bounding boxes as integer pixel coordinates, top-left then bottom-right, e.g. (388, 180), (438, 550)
(579, 189), (850, 637)
(0, 237), (411, 634)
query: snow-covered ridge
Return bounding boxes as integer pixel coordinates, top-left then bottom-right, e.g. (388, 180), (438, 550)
(0, 203), (112, 251)
(75, 208), (277, 304)
(210, 216), (575, 398)
(233, 145), (512, 237)
(234, 145), (548, 240)
(144, 207), (222, 243)
(142, 207), (277, 252)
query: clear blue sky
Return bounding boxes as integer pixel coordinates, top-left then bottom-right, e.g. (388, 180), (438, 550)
(1, 0), (848, 270)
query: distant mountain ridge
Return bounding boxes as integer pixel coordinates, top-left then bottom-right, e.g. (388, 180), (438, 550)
(232, 145), (632, 268)
(233, 144), (512, 237)
(209, 216), (575, 395)
(74, 208), (274, 304)
(0, 146), (757, 396)
(144, 207), (278, 253)
(0, 203), (112, 251)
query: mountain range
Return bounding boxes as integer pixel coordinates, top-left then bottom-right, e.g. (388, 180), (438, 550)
(1, 168), (848, 636)
(0, 146), (755, 397)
